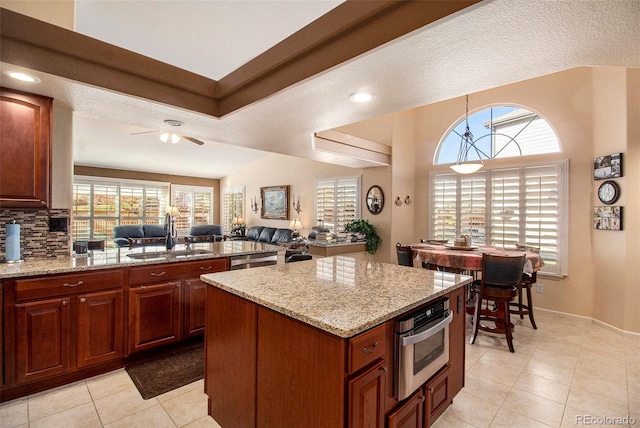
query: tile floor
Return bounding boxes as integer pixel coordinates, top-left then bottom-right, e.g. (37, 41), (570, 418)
(1, 310), (638, 427)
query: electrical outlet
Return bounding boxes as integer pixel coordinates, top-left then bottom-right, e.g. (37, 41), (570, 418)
(536, 283), (544, 293)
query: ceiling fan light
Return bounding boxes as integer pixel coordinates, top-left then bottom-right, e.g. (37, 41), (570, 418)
(450, 162), (483, 174)
(160, 132), (170, 143)
(170, 134), (180, 144)
(349, 91), (375, 103)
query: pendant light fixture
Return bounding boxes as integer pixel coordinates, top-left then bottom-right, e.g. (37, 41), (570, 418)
(450, 95), (484, 174)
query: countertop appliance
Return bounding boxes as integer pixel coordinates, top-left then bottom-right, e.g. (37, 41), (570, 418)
(394, 297), (452, 401)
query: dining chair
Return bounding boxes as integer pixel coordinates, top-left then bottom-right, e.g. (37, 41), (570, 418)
(509, 271), (538, 329)
(396, 243), (414, 267)
(470, 253), (526, 352)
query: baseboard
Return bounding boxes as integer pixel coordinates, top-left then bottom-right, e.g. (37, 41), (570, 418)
(535, 307), (640, 338)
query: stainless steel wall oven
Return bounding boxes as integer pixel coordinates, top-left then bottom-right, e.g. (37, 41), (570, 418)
(394, 297), (452, 401)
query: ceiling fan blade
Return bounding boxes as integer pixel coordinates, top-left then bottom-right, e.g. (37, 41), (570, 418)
(130, 130), (159, 136)
(182, 136), (205, 146)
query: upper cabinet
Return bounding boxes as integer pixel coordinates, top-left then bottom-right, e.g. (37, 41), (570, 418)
(0, 87), (53, 209)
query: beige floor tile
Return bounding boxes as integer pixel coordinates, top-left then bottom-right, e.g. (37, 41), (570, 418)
(444, 390), (501, 428)
(29, 402), (101, 428)
(512, 372), (570, 405)
(463, 372), (511, 406)
(431, 407), (477, 428)
(86, 368), (137, 400)
(573, 358), (626, 384)
(161, 387), (209, 427)
(94, 386), (159, 425)
(0, 397), (28, 428)
(500, 389), (565, 427)
(182, 415), (223, 428)
(467, 358), (523, 388)
(477, 348), (531, 370)
(570, 374), (628, 404)
(103, 404), (177, 428)
(489, 406), (554, 428)
(566, 384), (628, 417)
(157, 379), (204, 403)
(523, 359), (574, 385)
(529, 348), (578, 371)
(28, 381), (93, 421)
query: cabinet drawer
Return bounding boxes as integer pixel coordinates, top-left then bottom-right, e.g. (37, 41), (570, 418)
(348, 324), (386, 374)
(128, 258), (228, 285)
(15, 269), (123, 301)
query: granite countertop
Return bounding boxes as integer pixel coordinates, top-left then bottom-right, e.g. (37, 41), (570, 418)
(0, 241), (284, 279)
(201, 255), (472, 338)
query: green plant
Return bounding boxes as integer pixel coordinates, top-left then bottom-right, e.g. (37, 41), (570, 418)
(344, 219), (382, 255)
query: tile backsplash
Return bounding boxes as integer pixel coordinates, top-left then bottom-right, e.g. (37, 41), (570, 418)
(1, 209), (71, 260)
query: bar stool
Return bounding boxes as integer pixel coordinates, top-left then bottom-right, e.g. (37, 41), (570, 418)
(470, 253), (526, 353)
(509, 271), (538, 329)
(396, 243), (414, 267)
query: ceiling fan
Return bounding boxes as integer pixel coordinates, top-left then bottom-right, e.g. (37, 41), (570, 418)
(130, 119), (205, 145)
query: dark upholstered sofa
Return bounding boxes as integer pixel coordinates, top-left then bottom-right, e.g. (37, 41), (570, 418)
(185, 224), (223, 243)
(113, 224), (166, 247)
(243, 226), (293, 245)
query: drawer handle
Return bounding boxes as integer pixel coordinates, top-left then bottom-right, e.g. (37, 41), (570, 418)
(200, 265), (213, 270)
(63, 280), (84, 287)
(362, 341), (378, 353)
(150, 271), (166, 277)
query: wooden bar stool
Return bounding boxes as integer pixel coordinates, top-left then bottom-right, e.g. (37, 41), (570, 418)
(509, 271), (538, 329)
(396, 243), (414, 267)
(470, 253), (526, 352)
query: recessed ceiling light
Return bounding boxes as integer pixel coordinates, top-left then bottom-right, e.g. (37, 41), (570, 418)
(349, 92), (375, 103)
(6, 71), (41, 83)
(164, 119), (184, 127)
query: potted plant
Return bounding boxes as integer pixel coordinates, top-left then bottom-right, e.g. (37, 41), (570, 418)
(344, 219), (382, 255)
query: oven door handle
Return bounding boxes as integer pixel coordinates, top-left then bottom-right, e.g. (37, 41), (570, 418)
(401, 311), (453, 346)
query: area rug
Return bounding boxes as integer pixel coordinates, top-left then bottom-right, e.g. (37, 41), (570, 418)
(126, 343), (204, 399)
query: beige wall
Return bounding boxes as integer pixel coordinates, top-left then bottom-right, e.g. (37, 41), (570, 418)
(52, 106), (74, 209)
(0, 0), (74, 29)
(233, 67), (639, 333)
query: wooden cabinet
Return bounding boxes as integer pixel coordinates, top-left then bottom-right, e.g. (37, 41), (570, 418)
(128, 281), (182, 353)
(0, 87), (53, 209)
(425, 367), (450, 426)
(348, 359), (387, 428)
(448, 285), (466, 397)
(12, 269), (124, 385)
(387, 388), (425, 428)
(183, 278), (207, 337)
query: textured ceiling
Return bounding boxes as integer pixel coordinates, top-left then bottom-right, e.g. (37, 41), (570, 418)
(2, 0), (639, 178)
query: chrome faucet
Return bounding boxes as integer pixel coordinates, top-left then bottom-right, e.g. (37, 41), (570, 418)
(165, 212), (175, 250)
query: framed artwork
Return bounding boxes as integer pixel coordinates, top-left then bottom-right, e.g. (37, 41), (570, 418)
(594, 152), (623, 180)
(593, 206), (622, 230)
(260, 185), (290, 220)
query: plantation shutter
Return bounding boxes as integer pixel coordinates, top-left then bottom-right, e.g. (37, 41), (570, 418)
(144, 186), (166, 225)
(432, 174), (458, 241)
(223, 186), (244, 232)
(490, 169), (520, 248)
(460, 173), (486, 245)
(315, 177), (360, 233)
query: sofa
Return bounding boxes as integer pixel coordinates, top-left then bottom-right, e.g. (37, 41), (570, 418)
(185, 224), (223, 243)
(113, 224), (166, 247)
(243, 226), (293, 245)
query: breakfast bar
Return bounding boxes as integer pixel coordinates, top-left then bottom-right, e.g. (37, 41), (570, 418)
(201, 256), (472, 427)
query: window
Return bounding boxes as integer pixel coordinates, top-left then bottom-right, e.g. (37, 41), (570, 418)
(72, 177), (169, 244)
(436, 106), (561, 165)
(315, 176), (360, 233)
(171, 185), (214, 234)
(430, 161), (568, 276)
(222, 186), (245, 233)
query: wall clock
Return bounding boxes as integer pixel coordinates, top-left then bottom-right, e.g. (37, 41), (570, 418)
(597, 180), (620, 205)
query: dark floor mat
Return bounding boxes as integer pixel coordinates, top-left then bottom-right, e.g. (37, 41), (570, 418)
(126, 343), (204, 399)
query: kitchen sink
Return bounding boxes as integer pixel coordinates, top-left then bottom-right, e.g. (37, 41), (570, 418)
(127, 249), (213, 260)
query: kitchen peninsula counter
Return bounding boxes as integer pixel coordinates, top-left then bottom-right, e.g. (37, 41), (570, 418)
(201, 256), (472, 427)
(0, 241), (283, 279)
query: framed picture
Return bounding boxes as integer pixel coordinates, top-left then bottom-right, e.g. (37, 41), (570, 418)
(260, 185), (290, 220)
(593, 206), (623, 230)
(594, 152), (623, 180)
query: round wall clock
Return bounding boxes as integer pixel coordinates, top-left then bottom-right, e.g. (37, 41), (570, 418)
(597, 180), (620, 205)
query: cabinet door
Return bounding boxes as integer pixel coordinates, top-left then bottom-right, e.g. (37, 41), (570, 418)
(348, 359), (386, 428)
(387, 388), (425, 428)
(425, 367), (449, 426)
(183, 278), (206, 338)
(128, 282), (181, 354)
(76, 289), (124, 368)
(15, 297), (71, 384)
(0, 88), (52, 209)
(448, 286), (466, 397)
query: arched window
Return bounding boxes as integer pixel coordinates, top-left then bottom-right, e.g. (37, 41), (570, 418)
(435, 106), (560, 166)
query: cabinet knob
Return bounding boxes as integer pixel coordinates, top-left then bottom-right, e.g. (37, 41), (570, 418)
(62, 300), (68, 305)
(41, 200), (46, 205)
(80, 297), (86, 303)
(420, 395), (426, 402)
(379, 366), (387, 373)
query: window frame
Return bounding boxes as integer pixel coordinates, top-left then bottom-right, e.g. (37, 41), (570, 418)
(429, 160), (568, 277)
(170, 184), (214, 235)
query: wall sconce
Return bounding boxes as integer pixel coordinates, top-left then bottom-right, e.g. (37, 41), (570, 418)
(251, 196), (260, 213)
(395, 197), (402, 206)
(404, 196), (412, 205)
(292, 195), (301, 215)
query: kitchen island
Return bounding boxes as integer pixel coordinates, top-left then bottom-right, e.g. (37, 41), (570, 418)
(201, 256), (472, 427)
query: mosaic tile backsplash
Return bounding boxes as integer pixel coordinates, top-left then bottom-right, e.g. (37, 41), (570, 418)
(1, 209), (71, 260)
